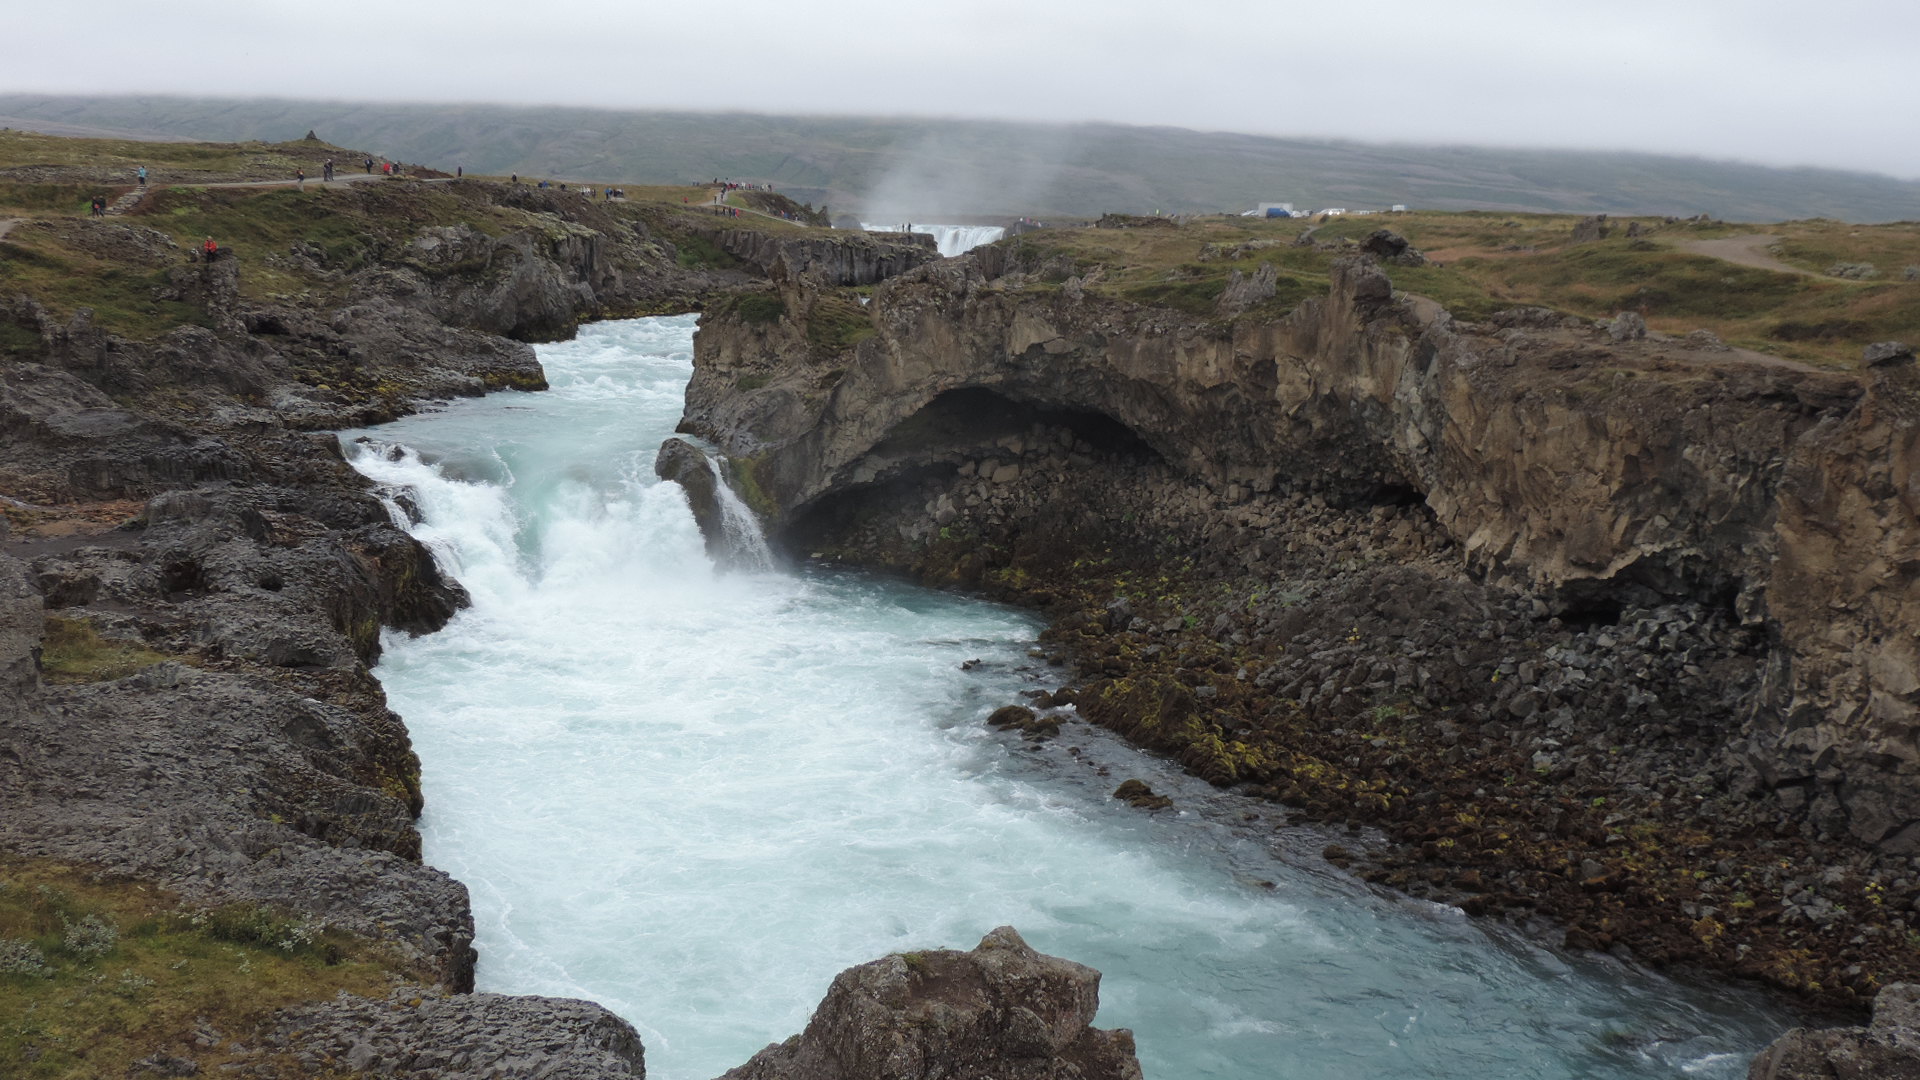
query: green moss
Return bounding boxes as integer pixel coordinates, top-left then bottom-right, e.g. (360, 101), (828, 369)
(735, 373), (769, 391)
(1121, 276), (1227, 315)
(672, 232), (742, 270)
(0, 237), (214, 342)
(0, 320), (41, 360)
(732, 292), (787, 324)
(804, 293), (875, 353)
(38, 616), (180, 684)
(0, 183), (101, 215)
(0, 857), (406, 1079)
(726, 454), (782, 522)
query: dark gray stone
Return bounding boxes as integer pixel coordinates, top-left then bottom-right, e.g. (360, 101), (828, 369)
(1865, 341), (1915, 367)
(720, 927), (1141, 1080)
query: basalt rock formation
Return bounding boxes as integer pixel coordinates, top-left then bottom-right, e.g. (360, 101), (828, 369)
(681, 252), (1916, 855)
(675, 245), (1920, 1008)
(0, 179), (965, 1072)
(712, 227), (939, 286)
(721, 926), (1142, 1080)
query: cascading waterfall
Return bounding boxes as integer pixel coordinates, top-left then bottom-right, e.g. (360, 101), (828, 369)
(342, 315), (1789, 1080)
(862, 222), (1006, 257)
(705, 454), (775, 572)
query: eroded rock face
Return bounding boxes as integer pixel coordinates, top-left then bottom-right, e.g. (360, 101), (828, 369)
(1749, 982), (1920, 1079)
(678, 248), (1920, 854)
(261, 990), (647, 1079)
(712, 228), (939, 286)
(720, 926), (1142, 1080)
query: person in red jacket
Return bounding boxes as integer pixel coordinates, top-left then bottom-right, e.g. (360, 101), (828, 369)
(202, 236), (219, 262)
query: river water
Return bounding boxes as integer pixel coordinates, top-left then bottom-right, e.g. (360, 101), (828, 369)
(343, 316), (1787, 1080)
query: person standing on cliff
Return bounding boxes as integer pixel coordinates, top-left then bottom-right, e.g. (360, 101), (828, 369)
(202, 236), (218, 262)
(136, 165), (147, 187)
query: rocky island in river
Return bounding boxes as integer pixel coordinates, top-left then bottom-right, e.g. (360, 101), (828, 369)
(3, 129), (1919, 1076)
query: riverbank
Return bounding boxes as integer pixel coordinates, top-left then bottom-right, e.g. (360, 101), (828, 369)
(0, 148), (961, 1075)
(675, 235), (1920, 1021)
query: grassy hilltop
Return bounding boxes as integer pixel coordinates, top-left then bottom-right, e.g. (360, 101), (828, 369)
(3, 126), (1915, 373)
(5, 93), (1920, 222)
(1002, 212), (1920, 369)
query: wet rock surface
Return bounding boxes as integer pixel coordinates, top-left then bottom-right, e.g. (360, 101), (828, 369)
(720, 926), (1143, 1080)
(1749, 982), (1920, 1079)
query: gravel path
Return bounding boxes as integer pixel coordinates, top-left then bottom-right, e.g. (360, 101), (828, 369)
(1674, 233), (1821, 277)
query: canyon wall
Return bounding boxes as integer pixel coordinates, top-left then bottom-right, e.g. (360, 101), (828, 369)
(678, 253), (1920, 856)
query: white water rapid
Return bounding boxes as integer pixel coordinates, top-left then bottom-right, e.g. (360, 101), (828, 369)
(343, 316), (1788, 1080)
(861, 222), (1006, 257)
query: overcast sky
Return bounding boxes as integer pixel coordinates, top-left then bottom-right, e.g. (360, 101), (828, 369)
(5, 0), (1916, 178)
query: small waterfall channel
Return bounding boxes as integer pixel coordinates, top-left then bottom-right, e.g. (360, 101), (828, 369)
(703, 454), (775, 572)
(341, 315), (1789, 1080)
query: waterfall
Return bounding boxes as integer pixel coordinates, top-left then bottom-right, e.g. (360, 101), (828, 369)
(338, 315), (1789, 1080)
(861, 223), (1006, 257)
(706, 454), (775, 572)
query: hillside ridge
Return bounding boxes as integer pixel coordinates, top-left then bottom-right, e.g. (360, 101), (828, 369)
(5, 93), (1920, 222)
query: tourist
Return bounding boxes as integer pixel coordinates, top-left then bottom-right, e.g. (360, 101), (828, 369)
(456, 165), (463, 178)
(89, 195), (105, 217)
(202, 236), (218, 262)
(296, 168), (305, 187)
(364, 157), (373, 174)
(136, 165), (147, 187)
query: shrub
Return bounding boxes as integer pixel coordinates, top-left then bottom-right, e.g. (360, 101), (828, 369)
(59, 913), (119, 959)
(0, 936), (53, 977)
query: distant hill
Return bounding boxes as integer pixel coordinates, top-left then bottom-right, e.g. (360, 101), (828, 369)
(3, 93), (1919, 223)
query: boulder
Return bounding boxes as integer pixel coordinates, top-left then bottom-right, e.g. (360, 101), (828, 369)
(720, 926), (1142, 1080)
(1607, 312), (1648, 342)
(1571, 215), (1611, 243)
(656, 437), (727, 558)
(1748, 982), (1920, 1079)
(1358, 229), (1427, 267)
(1216, 262), (1279, 316)
(1865, 341), (1915, 367)
(1112, 779), (1174, 810)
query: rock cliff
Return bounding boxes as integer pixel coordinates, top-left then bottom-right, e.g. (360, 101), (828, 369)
(676, 245), (1920, 1008)
(681, 252), (1915, 854)
(0, 179), (966, 1073)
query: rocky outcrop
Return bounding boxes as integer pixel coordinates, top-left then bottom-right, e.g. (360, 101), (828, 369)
(721, 926), (1142, 1080)
(712, 228), (939, 286)
(256, 990), (647, 1078)
(680, 251), (1919, 856)
(655, 436), (727, 560)
(1749, 982), (1920, 1078)
(6, 176), (1103, 1073)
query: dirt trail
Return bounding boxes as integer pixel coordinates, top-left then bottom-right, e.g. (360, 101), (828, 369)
(0, 218), (17, 240)
(106, 170), (395, 216)
(1674, 234), (1821, 278)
